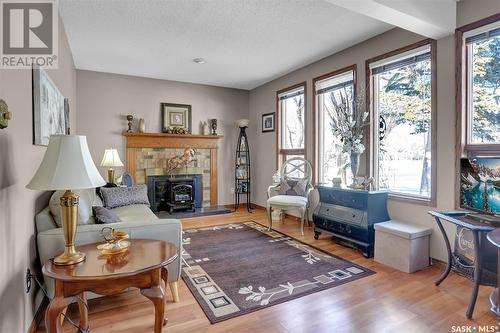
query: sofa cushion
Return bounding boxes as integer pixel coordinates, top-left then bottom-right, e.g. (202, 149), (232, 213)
(49, 189), (102, 227)
(93, 206), (121, 224)
(100, 185), (150, 209)
(111, 204), (158, 222)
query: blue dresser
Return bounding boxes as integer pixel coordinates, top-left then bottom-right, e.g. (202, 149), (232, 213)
(313, 185), (390, 257)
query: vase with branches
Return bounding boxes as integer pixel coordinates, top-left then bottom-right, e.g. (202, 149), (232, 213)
(329, 89), (369, 183)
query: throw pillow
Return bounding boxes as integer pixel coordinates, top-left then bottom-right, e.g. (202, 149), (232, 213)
(49, 188), (101, 227)
(92, 206), (121, 224)
(278, 178), (308, 197)
(100, 185), (150, 209)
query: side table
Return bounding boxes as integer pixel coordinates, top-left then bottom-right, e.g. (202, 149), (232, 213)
(487, 228), (500, 317)
(42, 239), (178, 333)
(429, 211), (496, 319)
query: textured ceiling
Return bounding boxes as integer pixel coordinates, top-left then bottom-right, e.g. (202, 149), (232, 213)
(59, 0), (392, 90)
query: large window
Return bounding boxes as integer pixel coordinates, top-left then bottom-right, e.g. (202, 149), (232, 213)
(368, 41), (435, 201)
(314, 67), (355, 184)
(464, 22), (500, 144)
(277, 83), (306, 168)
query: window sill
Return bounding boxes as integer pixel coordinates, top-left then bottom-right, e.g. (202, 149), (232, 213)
(387, 192), (436, 207)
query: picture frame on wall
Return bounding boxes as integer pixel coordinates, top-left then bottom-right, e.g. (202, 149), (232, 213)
(262, 112), (275, 132)
(32, 67), (69, 146)
(161, 103), (192, 133)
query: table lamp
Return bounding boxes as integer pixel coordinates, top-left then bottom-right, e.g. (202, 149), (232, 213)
(27, 135), (105, 265)
(100, 148), (124, 186)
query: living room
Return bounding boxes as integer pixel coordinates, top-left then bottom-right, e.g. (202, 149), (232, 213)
(1, 0), (500, 332)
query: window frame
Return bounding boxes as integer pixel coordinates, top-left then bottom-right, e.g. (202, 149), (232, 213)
(456, 13), (500, 208)
(276, 82), (307, 170)
(366, 39), (437, 205)
(312, 64), (357, 185)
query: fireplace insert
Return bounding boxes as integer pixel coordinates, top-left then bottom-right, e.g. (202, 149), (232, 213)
(147, 174), (202, 213)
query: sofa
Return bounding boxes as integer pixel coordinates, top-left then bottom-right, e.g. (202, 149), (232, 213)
(35, 188), (182, 302)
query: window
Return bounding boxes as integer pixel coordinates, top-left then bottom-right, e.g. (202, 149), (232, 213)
(464, 22), (500, 144)
(368, 41), (435, 201)
(314, 67), (355, 184)
(277, 83), (306, 167)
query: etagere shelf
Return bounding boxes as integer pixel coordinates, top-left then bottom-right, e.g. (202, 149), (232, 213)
(234, 126), (252, 212)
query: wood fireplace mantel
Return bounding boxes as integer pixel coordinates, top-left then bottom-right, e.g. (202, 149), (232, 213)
(122, 132), (223, 206)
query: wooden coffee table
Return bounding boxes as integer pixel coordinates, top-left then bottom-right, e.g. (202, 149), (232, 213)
(42, 239), (178, 333)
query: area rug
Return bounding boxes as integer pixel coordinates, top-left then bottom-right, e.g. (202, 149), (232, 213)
(181, 221), (375, 323)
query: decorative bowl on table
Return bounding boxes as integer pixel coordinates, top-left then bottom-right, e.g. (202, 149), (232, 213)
(98, 227), (131, 254)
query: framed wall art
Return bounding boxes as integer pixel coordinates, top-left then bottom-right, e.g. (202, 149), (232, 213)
(32, 67), (69, 146)
(262, 112), (275, 132)
(161, 103), (192, 133)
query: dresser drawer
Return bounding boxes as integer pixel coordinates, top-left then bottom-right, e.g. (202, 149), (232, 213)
(317, 188), (367, 210)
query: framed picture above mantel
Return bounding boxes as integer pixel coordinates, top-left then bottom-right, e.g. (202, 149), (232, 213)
(161, 103), (192, 134)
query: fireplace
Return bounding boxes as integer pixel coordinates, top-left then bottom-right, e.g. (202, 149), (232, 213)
(147, 174), (202, 213)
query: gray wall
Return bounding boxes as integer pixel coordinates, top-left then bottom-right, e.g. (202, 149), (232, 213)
(248, 0), (500, 261)
(0, 20), (77, 333)
(76, 70), (249, 205)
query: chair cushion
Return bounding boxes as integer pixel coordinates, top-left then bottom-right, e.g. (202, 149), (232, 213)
(278, 178), (307, 197)
(267, 195), (307, 207)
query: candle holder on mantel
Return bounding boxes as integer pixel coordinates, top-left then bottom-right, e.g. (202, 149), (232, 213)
(210, 119), (218, 135)
(126, 115), (134, 133)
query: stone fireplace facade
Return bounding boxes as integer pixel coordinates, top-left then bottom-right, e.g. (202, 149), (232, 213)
(123, 132), (222, 207)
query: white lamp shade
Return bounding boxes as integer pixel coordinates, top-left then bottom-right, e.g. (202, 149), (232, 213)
(100, 149), (124, 167)
(27, 135), (106, 190)
(236, 119), (249, 128)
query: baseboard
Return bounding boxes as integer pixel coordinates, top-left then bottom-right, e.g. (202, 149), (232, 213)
(224, 203), (266, 210)
(28, 296), (49, 333)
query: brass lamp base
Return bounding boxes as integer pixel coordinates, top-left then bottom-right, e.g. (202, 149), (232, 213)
(54, 247), (86, 265)
(107, 168), (115, 184)
(55, 190), (86, 266)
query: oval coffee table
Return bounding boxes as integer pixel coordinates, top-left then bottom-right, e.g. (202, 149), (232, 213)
(43, 239), (178, 333)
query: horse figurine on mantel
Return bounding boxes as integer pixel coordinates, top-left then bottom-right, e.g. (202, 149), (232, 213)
(166, 148), (197, 174)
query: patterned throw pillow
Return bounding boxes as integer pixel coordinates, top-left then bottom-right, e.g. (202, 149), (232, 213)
(278, 178), (308, 197)
(92, 206), (121, 224)
(100, 185), (150, 209)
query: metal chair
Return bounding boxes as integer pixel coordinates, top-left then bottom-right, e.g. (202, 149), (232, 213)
(267, 157), (313, 235)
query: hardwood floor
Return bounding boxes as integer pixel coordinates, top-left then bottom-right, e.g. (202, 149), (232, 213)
(37, 207), (498, 333)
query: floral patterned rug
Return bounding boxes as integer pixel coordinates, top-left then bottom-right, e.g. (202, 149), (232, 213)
(181, 221), (375, 323)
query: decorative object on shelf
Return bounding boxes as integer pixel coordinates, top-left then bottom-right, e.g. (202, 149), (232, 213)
(235, 120), (251, 212)
(0, 99), (11, 129)
(32, 67), (69, 146)
(313, 186), (390, 258)
(210, 118), (218, 135)
(349, 176), (374, 190)
(98, 227), (130, 255)
(166, 148), (197, 174)
(161, 103), (192, 133)
(330, 91), (369, 183)
(26, 135), (106, 265)
(202, 121), (209, 135)
(261, 112), (275, 132)
(138, 118), (145, 133)
(126, 114), (134, 133)
(164, 126), (189, 135)
(331, 177), (342, 187)
(100, 148), (124, 187)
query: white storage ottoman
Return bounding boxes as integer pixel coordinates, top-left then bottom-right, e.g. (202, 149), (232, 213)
(374, 220), (432, 273)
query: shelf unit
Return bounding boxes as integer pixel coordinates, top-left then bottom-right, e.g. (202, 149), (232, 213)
(234, 126), (252, 212)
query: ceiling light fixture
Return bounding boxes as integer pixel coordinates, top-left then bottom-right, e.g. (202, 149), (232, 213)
(192, 58), (206, 64)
